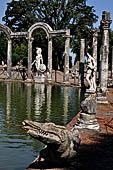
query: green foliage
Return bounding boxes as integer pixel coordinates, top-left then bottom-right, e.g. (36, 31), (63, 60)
(0, 32), (7, 63)
(12, 43), (28, 66)
(1, 0), (98, 69)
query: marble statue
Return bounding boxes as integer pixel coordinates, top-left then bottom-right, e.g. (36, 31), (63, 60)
(32, 47), (46, 75)
(86, 53), (96, 93)
(31, 47), (46, 82)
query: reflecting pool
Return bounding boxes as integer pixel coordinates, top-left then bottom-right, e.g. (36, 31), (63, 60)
(0, 82), (84, 170)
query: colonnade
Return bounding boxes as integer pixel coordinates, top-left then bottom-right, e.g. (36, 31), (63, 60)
(0, 22), (70, 82)
(79, 11), (112, 94)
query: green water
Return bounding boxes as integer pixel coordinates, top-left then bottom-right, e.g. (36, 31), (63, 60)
(0, 82), (84, 170)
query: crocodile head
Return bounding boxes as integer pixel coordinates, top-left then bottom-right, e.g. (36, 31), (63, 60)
(22, 120), (69, 145)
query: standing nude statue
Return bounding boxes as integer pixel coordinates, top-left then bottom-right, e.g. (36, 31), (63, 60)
(86, 53), (96, 92)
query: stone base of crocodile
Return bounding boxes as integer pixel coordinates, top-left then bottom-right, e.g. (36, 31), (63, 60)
(74, 113), (100, 131)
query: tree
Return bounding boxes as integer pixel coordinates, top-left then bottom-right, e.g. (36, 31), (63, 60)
(2, 0), (98, 69)
(12, 42), (28, 66)
(0, 32), (7, 64)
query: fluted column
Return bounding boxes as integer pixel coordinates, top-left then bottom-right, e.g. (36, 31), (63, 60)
(64, 29), (70, 82)
(7, 39), (12, 78)
(100, 11), (112, 91)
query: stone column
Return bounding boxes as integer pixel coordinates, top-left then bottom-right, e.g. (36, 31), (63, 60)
(92, 29), (99, 73)
(64, 29), (70, 83)
(100, 11), (112, 92)
(48, 36), (52, 82)
(7, 39), (12, 78)
(79, 39), (85, 87)
(112, 46), (113, 81)
(27, 37), (34, 81)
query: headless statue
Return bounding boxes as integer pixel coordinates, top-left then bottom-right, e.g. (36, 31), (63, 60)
(86, 53), (96, 92)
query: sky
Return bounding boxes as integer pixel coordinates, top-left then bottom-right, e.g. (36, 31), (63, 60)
(0, 0), (113, 28)
(0, 0), (113, 65)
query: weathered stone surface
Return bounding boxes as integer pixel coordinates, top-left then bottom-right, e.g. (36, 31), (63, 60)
(81, 95), (96, 114)
(74, 95), (100, 131)
(100, 11), (112, 92)
(22, 120), (80, 168)
(79, 39), (85, 87)
(86, 53), (96, 93)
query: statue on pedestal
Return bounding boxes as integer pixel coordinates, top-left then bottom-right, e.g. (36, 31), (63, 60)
(86, 53), (96, 93)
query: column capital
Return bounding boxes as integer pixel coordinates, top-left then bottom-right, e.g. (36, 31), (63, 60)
(8, 39), (12, 44)
(26, 37), (34, 43)
(91, 28), (100, 37)
(100, 11), (112, 30)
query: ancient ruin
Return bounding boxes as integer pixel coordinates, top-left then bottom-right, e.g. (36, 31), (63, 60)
(0, 22), (70, 82)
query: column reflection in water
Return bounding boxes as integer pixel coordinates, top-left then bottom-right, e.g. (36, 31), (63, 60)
(6, 82), (11, 121)
(46, 85), (52, 122)
(78, 88), (81, 104)
(34, 84), (45, 120)
(26, 83), (32, 119)
(63, 86), (68, 125)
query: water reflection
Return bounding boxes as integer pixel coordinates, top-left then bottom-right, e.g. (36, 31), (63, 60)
(0, 82), (84, 170)
(34, 84), (45, 120)
(6, 83), (11, 120)
(46, 85), (52, 122)
(26, 83), (32, 119)
(63, 87), (68, 125)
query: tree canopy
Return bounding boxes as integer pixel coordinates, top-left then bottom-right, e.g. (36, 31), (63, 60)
(1, 0), (98, 69)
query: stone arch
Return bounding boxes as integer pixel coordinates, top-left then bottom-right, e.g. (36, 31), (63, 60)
(27, 22), (70, 82)
(27, 22), (53, 80)
(0, 24), (12, 77)
(28, 22), (53, 38)
(0, 24), (12, 40)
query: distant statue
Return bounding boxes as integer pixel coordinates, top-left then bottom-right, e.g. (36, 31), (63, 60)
(32, 47), (46, 75)
(86, 53), (96, 92)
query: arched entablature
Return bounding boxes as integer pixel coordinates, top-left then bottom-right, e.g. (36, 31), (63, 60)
(0, 24), (12, 40)
(28, 22), (53, 38)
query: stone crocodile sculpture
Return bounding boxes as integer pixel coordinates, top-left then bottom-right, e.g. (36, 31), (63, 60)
(22, 120), (80, 166)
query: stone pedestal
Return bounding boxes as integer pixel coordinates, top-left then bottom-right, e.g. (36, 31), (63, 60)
(86, 89), (96, 94)
(34, 75), (46, 83)
(74, 94), (100, 131)
(96, 87), (108, 104)
(75, 112), (100, 131)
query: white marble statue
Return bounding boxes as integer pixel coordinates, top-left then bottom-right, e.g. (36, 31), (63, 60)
(32, 47), (46, 75)
(86, 53), (96, 92)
